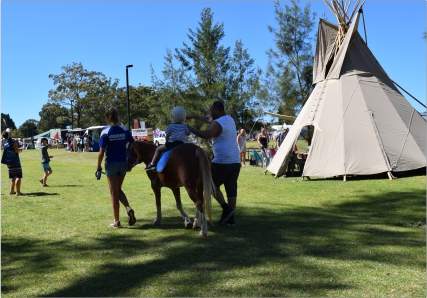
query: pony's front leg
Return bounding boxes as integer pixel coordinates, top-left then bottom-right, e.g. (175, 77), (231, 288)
(152, 187), (162, 225)
(171, 188), (192, 229)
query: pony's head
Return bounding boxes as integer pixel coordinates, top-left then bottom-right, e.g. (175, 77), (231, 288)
(126, 143), (138, 172)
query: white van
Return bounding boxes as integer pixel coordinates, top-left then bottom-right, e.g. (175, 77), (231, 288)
(153, 131), (166, 146)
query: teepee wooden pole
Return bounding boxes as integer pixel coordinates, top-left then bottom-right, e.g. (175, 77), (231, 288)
(332, 1), (343, 23)
(344, 0), (352, 16)
(323, 0), (335, 12)
(387, 172), (396, 180)
(338, 1), (347, 19)
(347, 0), (362, 24)
(323, 0), (338, 19)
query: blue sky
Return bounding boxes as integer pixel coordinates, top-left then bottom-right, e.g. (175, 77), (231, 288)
(2, 1), (426, 128)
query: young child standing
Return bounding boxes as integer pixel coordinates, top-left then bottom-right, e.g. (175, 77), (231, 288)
(145, 106), (190, 171)
(39, 137), (53, 187)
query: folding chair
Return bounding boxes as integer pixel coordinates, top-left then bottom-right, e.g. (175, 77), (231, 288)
(250, 150), (263, 167)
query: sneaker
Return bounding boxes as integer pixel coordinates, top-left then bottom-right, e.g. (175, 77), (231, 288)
(109, 221), (121, 228)
(218, 208), (235, 225)
(224, 215), (236, 227)
(39, 178), (43, 185)
(145, 164), (157, 171)
(42, 184), (49, 187)
(127, 208), (136, 226)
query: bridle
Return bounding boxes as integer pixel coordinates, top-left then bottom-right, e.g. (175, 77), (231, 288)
(126, 144), (139, 170)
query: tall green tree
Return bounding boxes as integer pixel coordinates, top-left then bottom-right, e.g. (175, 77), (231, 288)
(48, 62), (119, 128)
(150, 48), (194, 128)
(150, 7), (262, 148)
(227, 40), (262, 130)
(112, 85), (158, 129)
(175, 7), (231, 110)
(261, 0), (316, 120)
(18, 119), (38, 138)
(1, 113), (17, 132)
(38, 103), (71, 132)
(173, 7), (234, 153)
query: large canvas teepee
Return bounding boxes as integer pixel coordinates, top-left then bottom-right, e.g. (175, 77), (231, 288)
(266, 1), (426, 179)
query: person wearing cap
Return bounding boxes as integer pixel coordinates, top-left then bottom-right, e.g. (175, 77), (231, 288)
(145, 106), (190, 171)
(186, 101), (240, 226)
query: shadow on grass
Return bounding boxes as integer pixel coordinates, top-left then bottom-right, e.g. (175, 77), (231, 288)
(1, 189), (425, 297)
(1, 192), (59, 197)
(24, 192), (60, 197)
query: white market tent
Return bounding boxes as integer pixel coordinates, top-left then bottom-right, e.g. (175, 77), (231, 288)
(25, 128), (61, 141)
(266, 0), (426, 180)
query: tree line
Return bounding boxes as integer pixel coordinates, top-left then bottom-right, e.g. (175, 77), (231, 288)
(3, 1), (317, 142)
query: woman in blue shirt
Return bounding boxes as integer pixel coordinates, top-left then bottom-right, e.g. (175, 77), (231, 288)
(97, 107), (143, 228)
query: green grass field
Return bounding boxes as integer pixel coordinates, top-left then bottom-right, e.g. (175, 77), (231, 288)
(1, 147), (425, 297)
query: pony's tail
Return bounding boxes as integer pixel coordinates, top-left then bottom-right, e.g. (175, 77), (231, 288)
(196, 147), (215, 224)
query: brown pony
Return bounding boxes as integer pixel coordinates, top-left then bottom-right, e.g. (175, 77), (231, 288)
(127, 141), (216, 236)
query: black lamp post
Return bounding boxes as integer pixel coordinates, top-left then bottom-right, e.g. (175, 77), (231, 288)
(126, 64), (133, 129)
(70, 99), (74, 129)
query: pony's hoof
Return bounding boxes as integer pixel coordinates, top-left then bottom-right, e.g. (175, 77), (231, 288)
(192, 220), (201, 229)
(184, 222), (193, 229)
(199, 231), (207, 237)
(153, 219), (161, 225)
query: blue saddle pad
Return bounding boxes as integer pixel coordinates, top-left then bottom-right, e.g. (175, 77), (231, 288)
(156, 147), (176, 172)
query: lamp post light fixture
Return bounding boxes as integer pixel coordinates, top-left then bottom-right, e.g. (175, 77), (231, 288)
(126, 64), (133, 129)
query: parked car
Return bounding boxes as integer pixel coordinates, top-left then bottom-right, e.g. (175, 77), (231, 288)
(153, 132), (166, 146)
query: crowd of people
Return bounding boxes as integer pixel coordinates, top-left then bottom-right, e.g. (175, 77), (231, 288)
(65, 134), (92, 152)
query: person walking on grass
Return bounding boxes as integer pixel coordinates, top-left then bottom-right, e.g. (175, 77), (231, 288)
(97, 106), (144, 228)
(39, 137), (53, 187)
(186, 101), (240, 226)
(145, 106), (190, 171)
(2, 130), (24, 196)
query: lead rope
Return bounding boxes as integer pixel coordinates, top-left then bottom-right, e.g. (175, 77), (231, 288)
(126, 146), (139, 170)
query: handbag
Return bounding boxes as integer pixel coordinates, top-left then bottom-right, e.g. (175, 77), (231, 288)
(1, 141), (18, 165)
